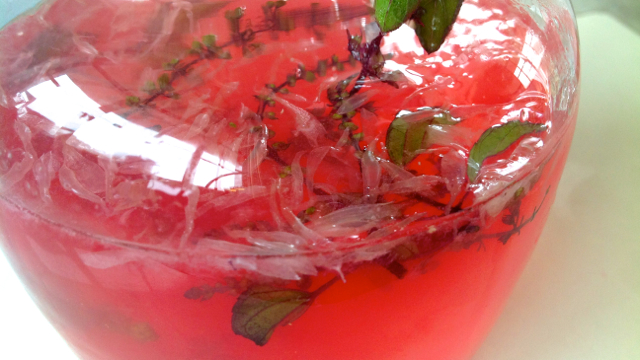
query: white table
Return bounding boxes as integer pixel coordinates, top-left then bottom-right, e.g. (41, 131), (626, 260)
(1, 11), (639, 360)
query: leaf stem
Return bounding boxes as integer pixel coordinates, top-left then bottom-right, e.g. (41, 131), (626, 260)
(310, 276), (341, 299)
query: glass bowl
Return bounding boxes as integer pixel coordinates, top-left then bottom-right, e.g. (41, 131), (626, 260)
(0, 0), (579, 359)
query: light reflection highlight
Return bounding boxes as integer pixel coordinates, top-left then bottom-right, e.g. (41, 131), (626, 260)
(25, 75), (240, 192)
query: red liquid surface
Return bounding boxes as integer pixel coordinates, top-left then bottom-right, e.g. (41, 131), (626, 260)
(0, 0), (577, 359)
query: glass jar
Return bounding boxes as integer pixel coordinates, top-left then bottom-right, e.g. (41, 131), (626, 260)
(0, 0), (579, 359)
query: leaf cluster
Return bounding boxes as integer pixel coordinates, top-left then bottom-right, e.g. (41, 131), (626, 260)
(375, 0), (464, 53)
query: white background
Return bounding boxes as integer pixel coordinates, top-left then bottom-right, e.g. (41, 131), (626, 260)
(1, 6), (640, 360)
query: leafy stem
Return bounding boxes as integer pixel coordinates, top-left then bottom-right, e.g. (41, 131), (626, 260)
(483, 187), (550, 244)
(125, 3), (293, 111)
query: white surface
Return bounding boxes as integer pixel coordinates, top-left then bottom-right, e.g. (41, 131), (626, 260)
(1, 12), (639, 360)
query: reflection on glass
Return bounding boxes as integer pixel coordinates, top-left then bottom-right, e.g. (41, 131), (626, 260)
(24, 75), (240, 191)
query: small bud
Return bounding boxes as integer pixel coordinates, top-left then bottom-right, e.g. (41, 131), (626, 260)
(275, 1), (287, 8)
(163, 59), (180, 70)
(305, 206), (317, 215)
(219, 51), (232, 59)
(157, 73), (171, 91)
(338, 122), (358, 131)
(336, 62), (345, 71)
(332, 113), (343, 120)
(268, 129), (276, 138)
(142, 81), (157, 94)
(265, 111), (277, 119)
(202, 34), (217, 48)
(126, 96), (140, 106)
(279, 88), (289, 94)
(304, 71), (316, 82)
(287, 74), (297, 87)
(228, 122), (237, 128)
(331, 54), (339, 64)
(191, 41), (204, 53)
(352, 132), (364, 140)
(225, 7), (245, 20)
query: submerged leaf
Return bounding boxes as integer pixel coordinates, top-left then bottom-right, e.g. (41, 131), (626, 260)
(129, 322), (159, 342)
(232, 285), (312, 346)
(467, 121), (547, 182)
(386, 109), (455, 166)
(415, 0), (464, 53)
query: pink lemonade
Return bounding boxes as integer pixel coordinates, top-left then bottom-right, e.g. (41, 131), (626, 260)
(0, 0), (578, 359)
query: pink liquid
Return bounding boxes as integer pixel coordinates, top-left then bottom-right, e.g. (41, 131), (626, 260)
(0, 0), (577, 359)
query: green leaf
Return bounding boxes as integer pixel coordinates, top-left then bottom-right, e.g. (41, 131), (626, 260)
(287, 74), (297, 87)
(125, 96), (140, 107)
(191, 40), (204, 53)
(225, 7), (245, 20)
(375, 0), (420, 32)
(142, 81), (157, 94)
(415, 0), (464, 53)
(467, 121), (547, 182)
(202, 34), (217, 48)
(157, 73), (172, 91)
(304, 71), (316, 82)
(232, 286), (312, 346)
(385, 109), (454, 166)
(163, 59), (180, 70)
